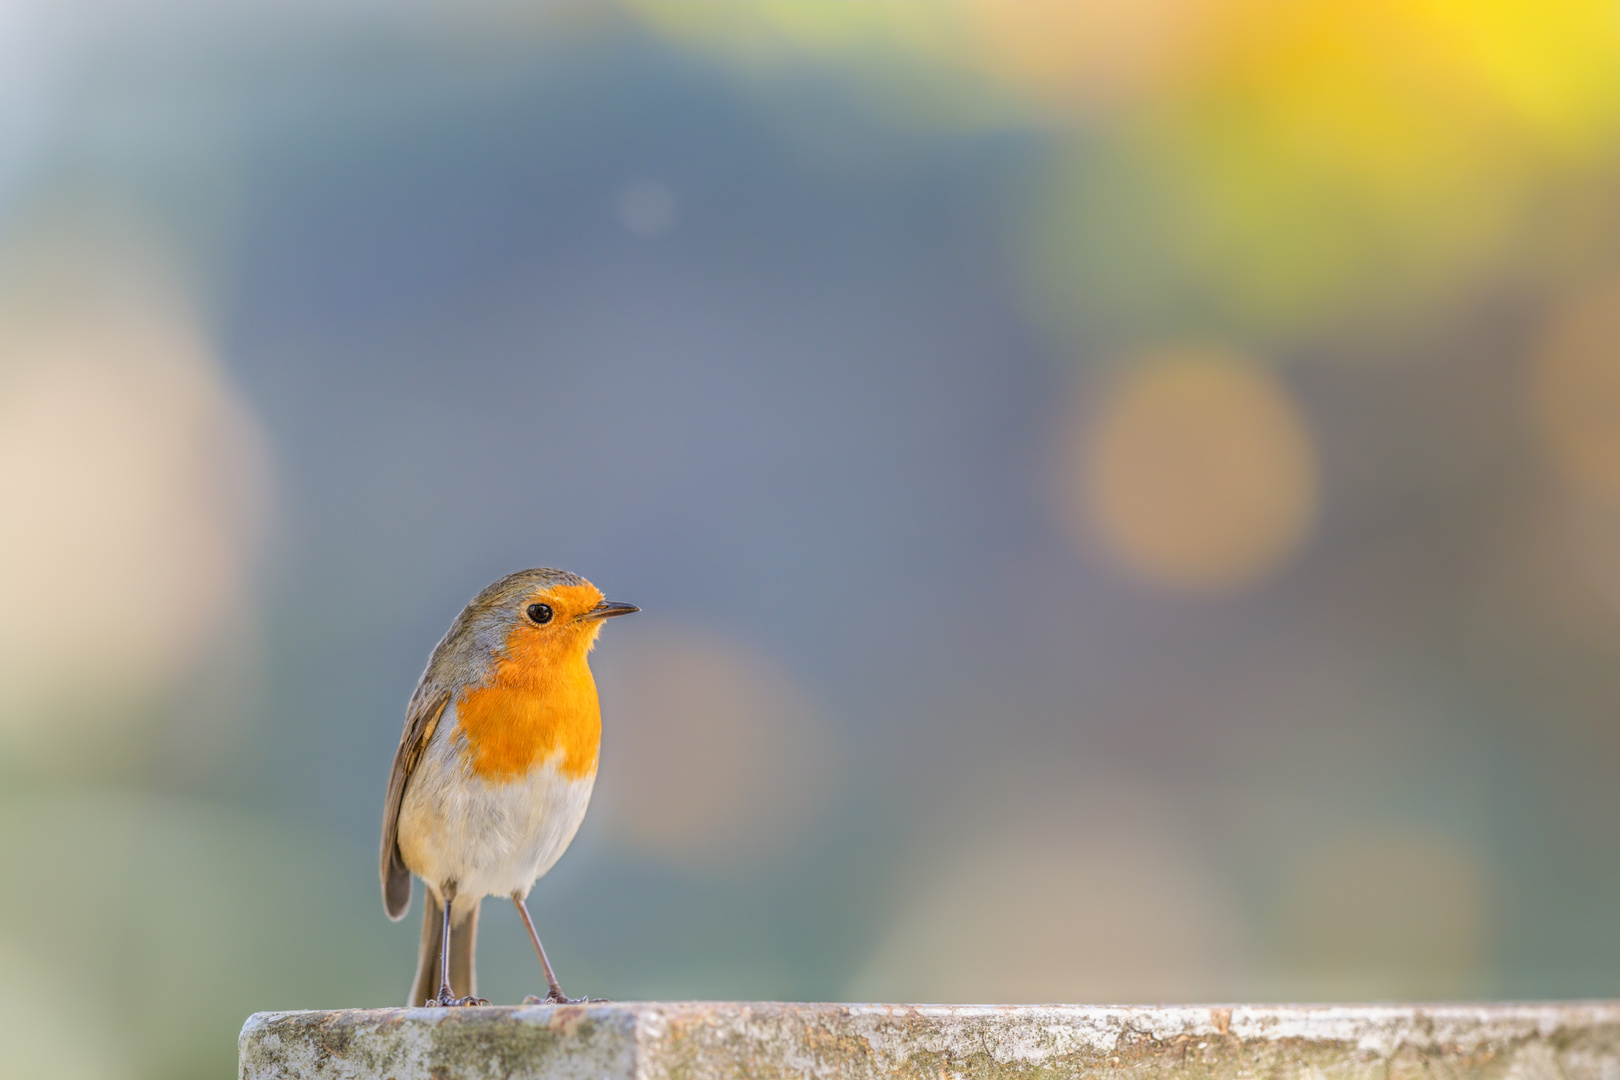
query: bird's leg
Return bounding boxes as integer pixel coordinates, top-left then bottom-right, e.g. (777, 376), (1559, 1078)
(514, 893), (600, 1004)
(435, 884), (455, 1003)
(425, 882), (488, 1007)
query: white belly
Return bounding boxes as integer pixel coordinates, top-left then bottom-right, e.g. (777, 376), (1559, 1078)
(396, 701), (595, 907)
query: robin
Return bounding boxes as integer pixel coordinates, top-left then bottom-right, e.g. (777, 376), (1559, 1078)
(379, 568), (638, 1007)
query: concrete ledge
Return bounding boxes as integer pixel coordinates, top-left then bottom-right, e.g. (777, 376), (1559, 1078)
(239, 1001), (1620, 1080)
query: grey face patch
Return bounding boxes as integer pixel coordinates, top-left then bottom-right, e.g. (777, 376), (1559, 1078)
(428, 568), (592, 684)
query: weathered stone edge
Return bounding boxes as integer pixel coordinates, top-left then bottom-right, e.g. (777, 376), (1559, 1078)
(241, 1002), (1620, 1080)
(630, 1002), (1620, 1080)
(240, 1003), (641, 1080)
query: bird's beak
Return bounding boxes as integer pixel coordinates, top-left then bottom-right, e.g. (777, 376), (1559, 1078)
(582, 600), (640, 621)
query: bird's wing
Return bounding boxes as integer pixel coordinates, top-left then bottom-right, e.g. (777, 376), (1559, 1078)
(380, 686), (451, 921)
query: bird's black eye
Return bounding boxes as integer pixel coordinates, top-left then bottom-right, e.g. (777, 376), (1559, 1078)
(526, 603), (554, 625)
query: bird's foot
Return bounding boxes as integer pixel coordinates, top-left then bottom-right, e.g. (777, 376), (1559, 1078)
(521, 990), (606, 1005)
(424, 991), (489, 1007)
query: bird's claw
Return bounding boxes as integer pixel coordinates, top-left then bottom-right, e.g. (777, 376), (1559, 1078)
(424, 993), (489, 1007)
(521, 991), (603, 1005)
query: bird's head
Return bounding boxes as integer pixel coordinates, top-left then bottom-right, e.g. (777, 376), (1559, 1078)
(433, 568), (637, 687)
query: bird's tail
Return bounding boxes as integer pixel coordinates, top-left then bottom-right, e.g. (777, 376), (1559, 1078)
(410, 891), (480, 1006)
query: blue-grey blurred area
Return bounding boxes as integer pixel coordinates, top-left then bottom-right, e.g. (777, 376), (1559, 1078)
(5, 2), (1620, 1077)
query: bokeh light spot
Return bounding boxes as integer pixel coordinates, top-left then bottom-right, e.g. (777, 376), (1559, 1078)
(1532, 277), (1620, 504)
(848, 808), (1248, 1003)
(595, 627), (833, 862)
(961, 0), (1197, 115)
(0, 232), (269, 772)
(1067, 347), (1318, 591)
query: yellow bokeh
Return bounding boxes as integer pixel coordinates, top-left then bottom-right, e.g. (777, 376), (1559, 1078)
(1070, 348), (1317, 591)
(629, 0), (1620, 145)
(630, 0), (1620, 341)
(1532, 277), (1620, 504)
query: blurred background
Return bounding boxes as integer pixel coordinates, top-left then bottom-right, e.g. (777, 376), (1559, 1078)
(5, 0), (1620, 1076)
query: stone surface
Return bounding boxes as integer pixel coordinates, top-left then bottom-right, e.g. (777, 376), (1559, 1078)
(240, 1001), (1620, 1080)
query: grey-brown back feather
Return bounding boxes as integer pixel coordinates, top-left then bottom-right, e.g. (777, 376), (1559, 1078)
(410, 893), (479, 1006)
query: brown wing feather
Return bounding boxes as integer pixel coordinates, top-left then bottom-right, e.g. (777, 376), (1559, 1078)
(380, 687), (451, 920)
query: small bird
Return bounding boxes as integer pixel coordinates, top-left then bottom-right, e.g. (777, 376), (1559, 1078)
(379, 568), (637, 1007)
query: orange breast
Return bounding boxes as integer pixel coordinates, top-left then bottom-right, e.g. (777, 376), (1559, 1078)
(456, 640), (602, 783)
